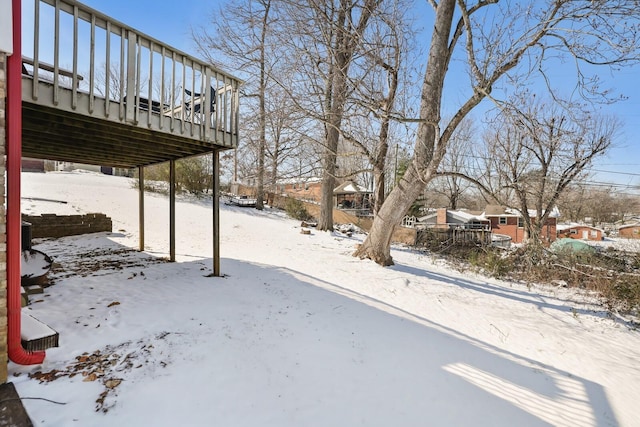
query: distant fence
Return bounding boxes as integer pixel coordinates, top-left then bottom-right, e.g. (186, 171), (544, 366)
(22, 213), (112, 238)
(491, 234), (512, 249)
(416, 227), (491, 248)
(264, 193), (416, 245)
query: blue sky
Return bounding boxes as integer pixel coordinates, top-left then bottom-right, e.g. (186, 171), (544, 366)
(78, 0), (215, 55)
(36, 0), (640, 196)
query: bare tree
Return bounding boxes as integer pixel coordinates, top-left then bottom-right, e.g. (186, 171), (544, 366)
(556, 183), (590, 223)
(612, 194), (640, 224)
(194, 0), (278, 210)
(355, 0), (640, 265)
(431, 117), (476, 210)
(338, 0), (418, 214)
(472, 98), (619, 242)
(576, 187), (639, 225)
(264, 89), (309, 191)
(280, 0), (384, 230)
(94, 63), (121, 99)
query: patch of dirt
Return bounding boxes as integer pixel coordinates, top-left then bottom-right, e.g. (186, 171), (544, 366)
(47, 248), (169, 282)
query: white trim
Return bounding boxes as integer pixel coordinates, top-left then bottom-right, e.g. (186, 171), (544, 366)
(0, 0), (13, 55)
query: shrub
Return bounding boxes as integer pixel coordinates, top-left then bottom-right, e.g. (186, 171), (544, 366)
(607, 276), (640, 314)
(132, 155), (213, 196)
(284, 198), (313, 221)
(428, 243), (640, 318)
(461, 247), (514, 278)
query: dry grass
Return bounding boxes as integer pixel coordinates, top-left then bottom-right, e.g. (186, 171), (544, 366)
(433, 244), (640, 319)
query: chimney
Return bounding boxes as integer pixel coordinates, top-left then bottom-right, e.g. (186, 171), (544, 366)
(437, 208), (447, 226)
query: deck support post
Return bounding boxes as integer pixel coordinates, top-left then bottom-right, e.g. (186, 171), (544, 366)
(212, 150), (220, 276)
(138, 165), (144, 251)
(169, 159), (176, 261)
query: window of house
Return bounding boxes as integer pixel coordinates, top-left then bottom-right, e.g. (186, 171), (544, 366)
(570, 229), (578, 235)
(591, 230), (598, 238)
(517, 217), (524, 228)
(499, 217), (507, 225)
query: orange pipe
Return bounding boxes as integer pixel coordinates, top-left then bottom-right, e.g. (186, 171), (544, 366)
(7, 0), (45, 365)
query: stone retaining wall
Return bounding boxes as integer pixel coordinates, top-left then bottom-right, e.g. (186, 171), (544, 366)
(22, 213), (112, 238)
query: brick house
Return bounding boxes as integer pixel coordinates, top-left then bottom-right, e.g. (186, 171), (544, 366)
(234, 177), (323, 203)
(416, 208), (492, 246)
(557, 224), (604, 241)
(618, 223), (640, 239)
(417, 205), (558, 245)
(279, 178), (323, 202)
(483, 205), (557, 244)
(419, 208), (490, 230)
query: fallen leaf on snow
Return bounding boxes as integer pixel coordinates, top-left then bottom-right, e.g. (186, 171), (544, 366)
(83, 373), (98, 382)
(104, 378), (122, 389)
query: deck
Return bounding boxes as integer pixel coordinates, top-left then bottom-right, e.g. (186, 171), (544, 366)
(20, 0), (241, 167)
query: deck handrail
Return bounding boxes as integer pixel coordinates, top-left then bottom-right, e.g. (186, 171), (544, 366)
(22, 0), (241, 148)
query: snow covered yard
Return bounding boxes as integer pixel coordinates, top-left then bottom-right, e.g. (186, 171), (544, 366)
(10, 171), (640, 426)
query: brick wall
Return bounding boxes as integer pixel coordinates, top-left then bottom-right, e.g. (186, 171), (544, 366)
(488, 216), (557, 244)
(619, 225), (640, 239)
(0, 51), (9, 383)
(488, 216), (525, 244)
(22, 213), (112, 238)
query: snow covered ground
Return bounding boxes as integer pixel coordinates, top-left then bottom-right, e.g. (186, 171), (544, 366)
(10, 171), (640, 426)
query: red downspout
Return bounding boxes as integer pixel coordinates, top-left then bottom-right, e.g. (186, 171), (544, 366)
(6, 0), (46, 364)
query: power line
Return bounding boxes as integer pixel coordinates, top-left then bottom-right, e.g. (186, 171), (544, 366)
(590, 169), (640, 177)
(446, 153), (640, 187)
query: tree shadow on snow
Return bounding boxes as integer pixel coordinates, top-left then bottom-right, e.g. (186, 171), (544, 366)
(389, 263), (615, 321)
(212, 258), (619, 427)
(18, 236), (621, 426)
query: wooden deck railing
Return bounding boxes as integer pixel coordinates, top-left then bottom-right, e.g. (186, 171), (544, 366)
(21, 0), (241, 148)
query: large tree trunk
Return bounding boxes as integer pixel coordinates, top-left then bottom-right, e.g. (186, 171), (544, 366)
(355, 165), (427, 265)
(371, 52), (397, 215)
(256, 138), (265, 210)
(318, 128), (339, 230)
(254, 1), (271, 211)
(354, 0), (456, 264)
(371, 116), (390, 215)
(317, 0), (381, 231)
(317, 60), (344, 230)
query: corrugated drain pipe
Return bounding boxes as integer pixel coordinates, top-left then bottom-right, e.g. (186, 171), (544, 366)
(6, 0), (46, 365)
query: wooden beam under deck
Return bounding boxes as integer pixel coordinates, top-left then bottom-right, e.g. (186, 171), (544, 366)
(22, 102), (231, 168)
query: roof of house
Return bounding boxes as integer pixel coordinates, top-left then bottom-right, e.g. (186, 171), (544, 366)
(619, 223), (640, 230)
(333, 181), (370, 194)
(418, 209), (489, 224)
(278, 177), (322, 185)
(482, 205), (560, 218)
(484, 205), (510, 216)
(557, 223), (603, 232)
